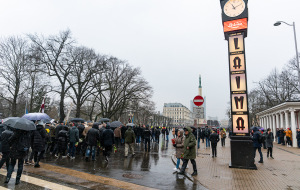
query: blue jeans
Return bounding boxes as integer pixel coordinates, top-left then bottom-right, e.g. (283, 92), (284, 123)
(197, 138), (200, 149)
(277, 137), (281, 144)
(136, 136), (141, 143)
(205, 137), (210, 147)
(176, 158), (181, 169)
(85, 146), (96, 160)
(254, 147), (263, 161)
(68, 142), (76, 157)
(166, 135), (169, 141)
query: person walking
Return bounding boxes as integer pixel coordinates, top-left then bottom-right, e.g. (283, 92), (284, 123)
(102, 124), (115, 162)
(31, 122), (46, 167)
(297, 128), (300, 148)
(165, 127), (169, 141)
(124, 126), (135, 157)
(0, 128), (13, 170)
(204, 126), (211, 148)
(266, 128), (274, 159)
(85, 123), (100, 161)
(56, 126), (69, 158)
(68, 123), (79, 159)
(143, 125), (151, 152)
(178, 127), (197, 176)
(252, 127), (263, 163)
(5, 129), (31, 185)
(220, 128), (226, 147)
(173, 130), (184, 172)
(155, 127), (161, 144)
(209, 130), (220, 157)
(114, 126), (121, 148)
(121, 125), (127, 144)
(285, 128), (292, 147)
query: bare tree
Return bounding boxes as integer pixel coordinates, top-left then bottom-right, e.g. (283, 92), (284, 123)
(0, 36), (29, 116)
(28, 30), (75, 121)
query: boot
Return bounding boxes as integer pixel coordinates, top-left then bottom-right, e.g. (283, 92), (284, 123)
(4, 177), (10, 183)
(191, 171), (198, 176)
(15, 178), (20, 185)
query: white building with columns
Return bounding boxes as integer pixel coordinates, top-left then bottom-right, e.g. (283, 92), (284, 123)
(256, 101), (300, 147)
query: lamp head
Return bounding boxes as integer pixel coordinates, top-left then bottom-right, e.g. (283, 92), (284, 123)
(274, 22), (282, 26)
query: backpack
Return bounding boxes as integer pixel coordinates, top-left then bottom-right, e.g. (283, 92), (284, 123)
(258, 133), (264, 144)
(17, 132), (30, 152)
(205, 130), (209, 137)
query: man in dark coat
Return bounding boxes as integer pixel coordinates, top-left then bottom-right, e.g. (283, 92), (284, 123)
(252, 127), (263, 163)
(209, 130), (220, 157)
(143, 125), (151, 152)
(56, 126), (69, 158)
(6, 129), (31, 185)
(52, 121), (65, 155)
(85, 123), (100, 161)
(266, 128), (274, 159)
(121, 125), (127, 144)
(68, 123), (79, 159)
(0, 128), (13, 170)
(178, 127), (197, 176)
(77, 122), (85, 155)
(297, 128), (300, 148)
(31, 122), (46, 167)
(101, 124), (115, 162)
(155, 127), (161, 144)
(136, 125), (142, 144)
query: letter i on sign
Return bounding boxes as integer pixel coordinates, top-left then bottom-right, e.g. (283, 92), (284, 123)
(235, 76), (240, 89)
(234, 38), (240, 50)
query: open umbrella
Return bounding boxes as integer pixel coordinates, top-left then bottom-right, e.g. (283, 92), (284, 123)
(2, 117), (19, 123)
(111, 121), (122, 128)
(3, 117), (36, 131)
(22, 113), (51, 121)
(99, 118), (110, 123)
(70, 118), (85, 123)
(126, 123), (135, 127)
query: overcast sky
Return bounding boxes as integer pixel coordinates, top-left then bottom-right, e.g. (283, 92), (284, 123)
(1, 0), (299, 120)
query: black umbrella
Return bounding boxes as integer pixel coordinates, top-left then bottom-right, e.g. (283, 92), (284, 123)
(3, 117), (36, 131)
(70, 118), (85, 123)
(111, 121), (122, 128)
(99, 118), (110, 123)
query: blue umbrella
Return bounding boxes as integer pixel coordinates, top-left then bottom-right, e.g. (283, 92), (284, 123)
(4, 117), (36, 131)
(22, 113), (51, 121)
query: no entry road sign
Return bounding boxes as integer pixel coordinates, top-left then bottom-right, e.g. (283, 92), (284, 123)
(193, 96), (204, 107)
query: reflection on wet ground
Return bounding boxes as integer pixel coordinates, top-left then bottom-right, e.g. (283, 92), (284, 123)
(43, 136), (205, 189)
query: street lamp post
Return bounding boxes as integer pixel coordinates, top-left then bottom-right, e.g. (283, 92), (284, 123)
(274, 21), (300, 90)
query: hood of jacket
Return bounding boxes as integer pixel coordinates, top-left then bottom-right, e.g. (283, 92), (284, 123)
(184, 127), (192, 137)
(92, 123), (99, 129)
(178, 130), (184, 137)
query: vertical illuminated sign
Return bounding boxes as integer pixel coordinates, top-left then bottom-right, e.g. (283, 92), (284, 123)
(228, 32), (250, 135)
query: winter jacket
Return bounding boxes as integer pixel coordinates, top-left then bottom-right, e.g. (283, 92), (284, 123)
(166, 128), (169, 135)
(102, 126), (115, 146)
(114, 127), (121, 138)
(252, 127), (262, 148)
(32, 125), (46, 152)
(136, 126), (142, 136)
(220, 130), (226, 138)
(55, 124), (64, 139)
(0, 129), (13, 152)
(265, 132), (274, 148)
(86, 124), (100, 146)
(155, 129), (161, 136)
(58, 127), (69, 148)
(83, 124), (93, 137)
(69, 126), (79, 143)
(204, 128), (211, 138)
(285, 130), (292, 139)
(209, 132), (220, 144)
(175, 131), (184, 158)
(297, 131), (300, 140)
(192, 129), (197, 139)
(143, 128), (151, 139)
(125, 127), (136, 144)
(9, 130), (31, 159)
(121, 126), (127, 139)
(77, 124), (85, 139)
(182, 127), (196, 160)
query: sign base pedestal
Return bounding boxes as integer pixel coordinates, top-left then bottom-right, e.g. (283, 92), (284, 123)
(229, 136), (257, 170)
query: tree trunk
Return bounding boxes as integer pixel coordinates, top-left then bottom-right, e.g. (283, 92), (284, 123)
(75, 96), (81, 118)
(59, 90), (66, 122)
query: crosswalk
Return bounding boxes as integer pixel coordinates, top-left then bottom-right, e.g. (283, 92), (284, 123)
(0, 170), (76, 190)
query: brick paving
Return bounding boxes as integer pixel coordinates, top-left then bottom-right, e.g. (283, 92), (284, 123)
(185, 137), (300, 190)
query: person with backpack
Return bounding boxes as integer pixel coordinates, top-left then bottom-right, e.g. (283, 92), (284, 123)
(68, 123), (79, 159)
(56, 126), (69, 158)
(124, 126), (135, 157)
(101, 124), (115, 162)
(252, 127), (263, 163)
(143, 125), (151, 152)
(220, 128), (226, 147)
(0, 127), (13, 171)
(204, 126), (211, 148)
(31, 122), (46, 167)
(5, 129), (31, 185)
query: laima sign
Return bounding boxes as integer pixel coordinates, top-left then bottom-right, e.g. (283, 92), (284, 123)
(193, 96), (204, 107)
(223, 18), (247, 33)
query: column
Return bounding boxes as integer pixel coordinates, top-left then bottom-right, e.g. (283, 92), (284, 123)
(280, 112), (284, 129)
(272, 114), (276, 142)
(266, 116), (269, 130)
(259, 117), (262, 127)
(276, 113), (280, 129)
(285, 110), (289, 130)
(290, 109), (297, 148)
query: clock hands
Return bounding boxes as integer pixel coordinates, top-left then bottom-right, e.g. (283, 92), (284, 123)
(230, 3), (236, 9)
(235, 3), (243, 8)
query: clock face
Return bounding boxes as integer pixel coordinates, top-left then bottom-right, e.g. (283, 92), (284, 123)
(224, 0), (246, 18)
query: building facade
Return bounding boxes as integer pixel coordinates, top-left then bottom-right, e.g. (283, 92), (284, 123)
(256, 101), (300, 147)
(163, 103), (193, 127)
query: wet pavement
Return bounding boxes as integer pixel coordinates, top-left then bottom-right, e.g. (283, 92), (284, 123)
(39, 135), (205, 190)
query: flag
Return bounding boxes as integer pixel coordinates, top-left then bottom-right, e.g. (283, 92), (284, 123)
(40, 97), (45, 113)
(25, 101), (28, 114)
